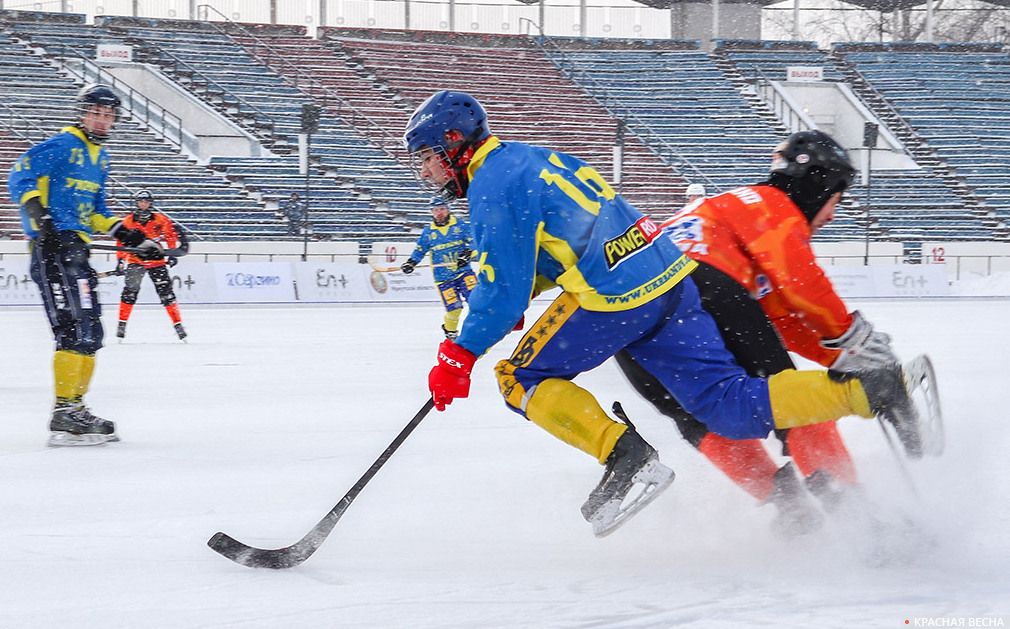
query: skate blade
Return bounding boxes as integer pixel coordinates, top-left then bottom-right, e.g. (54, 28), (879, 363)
(47, 432), (114, 447)
(587, 460), (675, 538)
(904, 355), (943, 457)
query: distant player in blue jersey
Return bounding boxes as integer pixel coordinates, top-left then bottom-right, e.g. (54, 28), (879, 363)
(399, 197), (476, 339)
(8, 84), (161, 447)
(404, 91), (888, 537)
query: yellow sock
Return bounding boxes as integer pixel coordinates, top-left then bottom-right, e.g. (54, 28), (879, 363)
(76, 353), (96, 398)
(53, 350), (88, 403)
(443, 309), (462, 333)
(768, 370), (872, 430)
(524, 378), (627, 464)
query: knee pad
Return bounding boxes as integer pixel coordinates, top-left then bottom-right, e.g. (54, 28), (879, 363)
(120, 287), (139, 304)
(494, 357), (527, 412)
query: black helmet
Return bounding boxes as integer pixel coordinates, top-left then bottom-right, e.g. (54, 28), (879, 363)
(133, 189), (154, 203)
(767, 130), (856, 222)
(77, 84), (121, 143)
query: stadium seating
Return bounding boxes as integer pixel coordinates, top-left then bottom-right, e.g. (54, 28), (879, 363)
(703, 39), (993, 240)
(313, 28), (690, 216)
(835, 42), (1010, 236)
(94, 16), (427, 239)
(0, 18), (284, 240)
(2, 9), (1005, 244)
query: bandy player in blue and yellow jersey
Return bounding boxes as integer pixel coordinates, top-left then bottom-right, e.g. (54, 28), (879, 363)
(399, 197), (477, 339)
(8, 84), (160, 447)
(404, 91), (887, 537)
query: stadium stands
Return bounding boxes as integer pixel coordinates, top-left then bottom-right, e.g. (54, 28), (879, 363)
(835, 42), (1010, 238)
(315, 28), (690, 215)
(0, 9), (1005, 244)
(0, 17), (283, 240)
(708, 39), (994, 241)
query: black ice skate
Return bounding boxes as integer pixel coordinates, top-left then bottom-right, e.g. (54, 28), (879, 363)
(174, 322), (187, 342)
(48, 403), (119, 447)
(441, 325), (457, 340)
(765, 462), (824, 537)
(116, 320), (127, 340)
(581, 428), (675, 537)
(855, 355), (943, 459)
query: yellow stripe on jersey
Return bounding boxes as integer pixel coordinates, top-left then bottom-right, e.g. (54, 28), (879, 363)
(556, 254), (697, 312)
(495, 292), (580, 410)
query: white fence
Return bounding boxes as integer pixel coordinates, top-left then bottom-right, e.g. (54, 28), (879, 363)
(4, 249), (1009, 305)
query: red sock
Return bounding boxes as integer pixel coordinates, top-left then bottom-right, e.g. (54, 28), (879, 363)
(786, 422), (858, 486)
(165, 303), (182, 325)
(118, 302), (133, 322)
(698, 433), (779, 501)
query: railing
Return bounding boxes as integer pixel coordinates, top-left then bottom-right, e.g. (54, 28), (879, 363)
(195, 3), (408, 164)
(127, 38), (280, 140)
(54, 46), (186, 150)
(752, 69), (816, 134)
(519, 18), (721, 193)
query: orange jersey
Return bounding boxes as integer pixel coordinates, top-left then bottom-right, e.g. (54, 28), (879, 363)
(116, 212), (180, 268)
(660, 185), (850, 367)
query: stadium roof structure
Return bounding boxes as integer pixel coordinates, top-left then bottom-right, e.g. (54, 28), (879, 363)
(516, 0), (1010, 11)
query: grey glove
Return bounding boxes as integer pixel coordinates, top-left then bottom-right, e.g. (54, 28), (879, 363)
(821, 311), (899, 373)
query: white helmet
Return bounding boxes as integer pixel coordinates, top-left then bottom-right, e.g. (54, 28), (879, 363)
(685, 183), (706, 197)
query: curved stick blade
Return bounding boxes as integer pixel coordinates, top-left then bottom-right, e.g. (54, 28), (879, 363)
(207, 532), (311, 570)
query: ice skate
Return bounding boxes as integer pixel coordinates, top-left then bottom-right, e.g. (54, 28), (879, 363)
(116, 320), (127, 340)
(581, 428), (675, 537)
(174, 322), (188, 342)
(857, 355), (943, 459)
(48, 403), (118, 447)
(765, 463), (824, 537)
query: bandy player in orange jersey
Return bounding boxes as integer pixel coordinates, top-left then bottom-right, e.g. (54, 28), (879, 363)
(616, 130), (933, 534)
(114, 189), (187, 341)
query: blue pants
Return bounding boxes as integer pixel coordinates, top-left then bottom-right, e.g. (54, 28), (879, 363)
(496, 278), (775, 440)
(30, 233), (104, 354)
(436, 271), (477, 312)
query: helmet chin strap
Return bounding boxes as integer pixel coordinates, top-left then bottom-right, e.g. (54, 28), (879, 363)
(77, 122), (107, 145)
(440, 128), (488, 199)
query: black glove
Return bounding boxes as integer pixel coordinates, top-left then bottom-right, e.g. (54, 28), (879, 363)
(115, 259), (126, 276)
(400, 260), (416, 274)
(136, 241), (165, 261)
(25, 198), (60, 260)
(167, 256), (178, 267)
(110, 221), (147, 248)
(36, 217), (61, 259)
(456, 248), (472, 271)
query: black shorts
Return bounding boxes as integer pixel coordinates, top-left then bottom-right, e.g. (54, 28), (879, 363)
(29, 233), (104, 354)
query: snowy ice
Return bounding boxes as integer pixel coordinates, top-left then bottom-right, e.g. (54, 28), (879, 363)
(1, 299), (1007, 627)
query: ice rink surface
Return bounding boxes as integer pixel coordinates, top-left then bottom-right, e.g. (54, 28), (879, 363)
(1, 299), (1007, 628)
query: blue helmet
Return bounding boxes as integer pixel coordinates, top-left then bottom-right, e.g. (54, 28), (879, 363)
(404, 90), (491, 199)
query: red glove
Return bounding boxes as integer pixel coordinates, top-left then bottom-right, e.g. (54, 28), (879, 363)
(513, 315), (525, 332)
(428, 339), (477, 411)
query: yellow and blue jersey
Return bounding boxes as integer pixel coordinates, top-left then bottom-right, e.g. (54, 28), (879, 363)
(407, 214), (473, 284)
(456, 137), (696, 357)
(8, 126), (117, 238)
